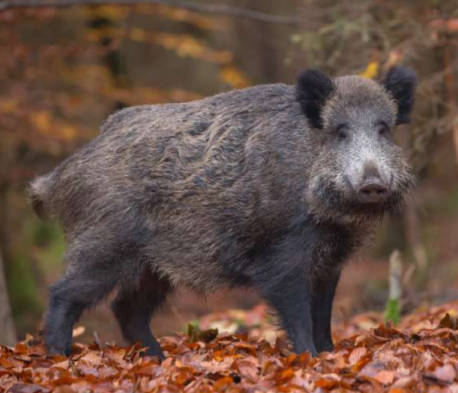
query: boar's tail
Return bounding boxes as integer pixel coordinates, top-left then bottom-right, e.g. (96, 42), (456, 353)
(28, 172), (56, 220)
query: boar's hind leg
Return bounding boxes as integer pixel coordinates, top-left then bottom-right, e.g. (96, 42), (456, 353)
(111, 269), (170, 359)
(311, 268), (341, 353)
(45, 257), (119, 356)
(255, 267), (317, 357)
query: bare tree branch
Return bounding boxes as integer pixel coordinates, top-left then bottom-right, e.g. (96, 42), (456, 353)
(0, 0), (302, 25)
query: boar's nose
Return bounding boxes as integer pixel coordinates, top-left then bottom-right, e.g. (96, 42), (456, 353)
(357, 162), (389, 203)
(357, 178), (389, 203)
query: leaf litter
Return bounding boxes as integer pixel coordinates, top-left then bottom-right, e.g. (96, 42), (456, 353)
(1, 300), (458, 392)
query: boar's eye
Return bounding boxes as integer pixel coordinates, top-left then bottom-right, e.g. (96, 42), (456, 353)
(336, 123), (349, 140)
(376, 121), (390, 137)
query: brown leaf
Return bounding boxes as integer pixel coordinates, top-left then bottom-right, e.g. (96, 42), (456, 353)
(7, 384), (50, 393)
(392, 375), (416, 388)
(277, 367), (295, 383)
(374, 370), (395, 385)
(237, 364), (258, 383)
(212, 376), (233, 390)
(315, 377), (339, 389)
(0, 357), (17, 368)
(431, 363), (456, 383)
(52, 387), (77, 393)
(438, 313), (457, 330)
(348, 347), (367, 365)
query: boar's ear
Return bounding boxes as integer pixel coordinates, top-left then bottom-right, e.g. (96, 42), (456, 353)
(296, 69), (335, 129)
(382, 66), (417, 125)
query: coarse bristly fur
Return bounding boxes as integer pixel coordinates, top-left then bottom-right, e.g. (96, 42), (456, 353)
(29, 66), (417, 358)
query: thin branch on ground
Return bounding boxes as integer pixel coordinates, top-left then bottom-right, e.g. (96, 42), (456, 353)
(0, 0), (302, 25)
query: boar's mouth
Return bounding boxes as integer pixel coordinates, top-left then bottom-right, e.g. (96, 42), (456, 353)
(345, 193), (405, 216)
(313, 179), (409, 220)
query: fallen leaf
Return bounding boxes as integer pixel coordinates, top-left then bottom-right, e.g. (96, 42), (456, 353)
(348, 346), (367, 365)
(374, 370), (395, 385)
(7, 384), (50, 393)
(431, 363), (456, 383)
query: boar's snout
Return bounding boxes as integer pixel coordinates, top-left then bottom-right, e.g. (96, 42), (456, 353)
(357, 178), (389, 203)
(356, 162), (390, 204)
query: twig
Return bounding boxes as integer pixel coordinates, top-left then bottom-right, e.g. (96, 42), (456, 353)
(0, 0), (302, 25)
(93, 330), (103, 350)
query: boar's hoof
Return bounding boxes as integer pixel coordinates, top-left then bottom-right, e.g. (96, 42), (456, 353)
(142, 346), (165, 361)
(318, 342), (334, 353)
(46, 342), (73, 357)
(296, 346), (318, 357)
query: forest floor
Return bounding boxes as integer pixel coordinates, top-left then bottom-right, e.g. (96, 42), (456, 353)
(1, 299), (458, 393)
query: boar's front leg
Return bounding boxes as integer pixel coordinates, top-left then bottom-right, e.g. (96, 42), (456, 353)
(111, 269), (171, 359)
(254, 266), (317, 356)
(311, 267), (341, 353)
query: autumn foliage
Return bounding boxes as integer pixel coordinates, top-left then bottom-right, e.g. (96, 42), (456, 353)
(1, 300), (458, 393)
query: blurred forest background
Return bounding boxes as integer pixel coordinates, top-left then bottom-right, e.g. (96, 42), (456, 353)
(0, 0), (457, 347)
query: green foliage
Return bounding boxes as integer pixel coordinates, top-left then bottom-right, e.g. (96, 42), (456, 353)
(6, 218), (65, 335)
(31, 219), (61, 246)
(29, 219), (66, 274)
(187, 322), (218, 343)
(384, 298), (401, 325)
(6, 254), (42, 331)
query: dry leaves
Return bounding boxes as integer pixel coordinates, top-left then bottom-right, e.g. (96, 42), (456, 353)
(1, 301), (458, 393)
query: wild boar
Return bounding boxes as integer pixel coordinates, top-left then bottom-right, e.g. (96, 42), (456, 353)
(29, 66), (416, 358)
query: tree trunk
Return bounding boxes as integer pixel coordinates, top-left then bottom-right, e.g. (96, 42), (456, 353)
(442, 32), (458, 166)
(0, 248), (16, 346)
